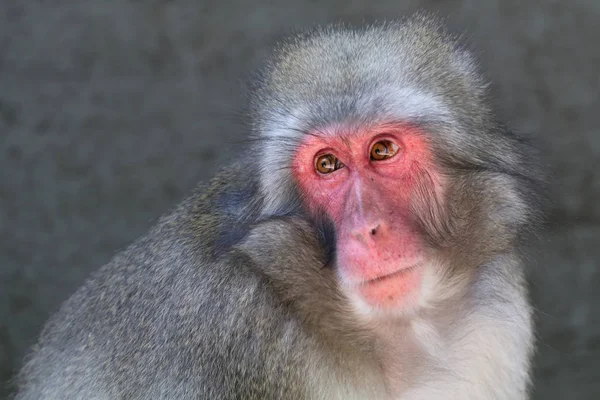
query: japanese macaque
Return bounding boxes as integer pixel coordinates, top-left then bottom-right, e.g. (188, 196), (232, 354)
(15, 14), (543, 400)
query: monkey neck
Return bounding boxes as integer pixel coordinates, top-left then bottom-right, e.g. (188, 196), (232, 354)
(368, 253), (529, 397)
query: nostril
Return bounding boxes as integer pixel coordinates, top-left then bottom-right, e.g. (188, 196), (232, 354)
(352, 223), (382, 243)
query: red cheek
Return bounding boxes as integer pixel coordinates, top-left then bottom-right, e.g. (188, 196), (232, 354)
(292, 145), (349, 217)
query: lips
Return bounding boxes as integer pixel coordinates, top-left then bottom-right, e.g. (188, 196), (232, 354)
(364, 264), (420, 284)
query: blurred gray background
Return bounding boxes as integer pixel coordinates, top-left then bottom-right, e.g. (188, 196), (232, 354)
(1, 0), (599, 398)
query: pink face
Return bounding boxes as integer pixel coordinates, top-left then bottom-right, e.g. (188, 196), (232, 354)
(292, 124), (444, 311)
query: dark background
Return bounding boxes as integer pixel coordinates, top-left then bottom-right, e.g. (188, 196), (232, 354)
(1, 0), (599, 398)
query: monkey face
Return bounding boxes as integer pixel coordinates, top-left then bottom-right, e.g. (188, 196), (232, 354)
(292, 123), (447, 314)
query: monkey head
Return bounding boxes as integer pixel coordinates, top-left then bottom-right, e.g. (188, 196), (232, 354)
(250, 17), (540, 319)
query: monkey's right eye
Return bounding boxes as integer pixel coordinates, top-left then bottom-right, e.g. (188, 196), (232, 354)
(315, 154), (344, 175)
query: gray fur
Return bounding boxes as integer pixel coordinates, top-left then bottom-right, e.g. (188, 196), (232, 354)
(14, 13), (542, 400)
(15, 169), (320, 400)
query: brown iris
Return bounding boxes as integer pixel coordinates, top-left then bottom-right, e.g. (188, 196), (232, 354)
(315, 154), (344, 174)
(370, 140), (399, 161)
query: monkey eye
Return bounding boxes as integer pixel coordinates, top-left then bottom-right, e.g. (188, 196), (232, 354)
(315, 154), (344, 175)
(370, 140), (399, 161)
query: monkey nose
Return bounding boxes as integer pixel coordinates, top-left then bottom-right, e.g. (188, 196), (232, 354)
(351, 221), (384, 245)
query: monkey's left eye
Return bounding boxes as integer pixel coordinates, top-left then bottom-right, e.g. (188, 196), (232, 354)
(370, 140), (399, 161)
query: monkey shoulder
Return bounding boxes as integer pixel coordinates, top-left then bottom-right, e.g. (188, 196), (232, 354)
(17, 247), (317, 399)
(16, 167), (323, 399)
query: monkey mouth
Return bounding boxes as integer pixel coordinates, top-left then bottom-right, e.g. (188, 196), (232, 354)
(363, 264), (421, 285)
(353, 264), (424, 309)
